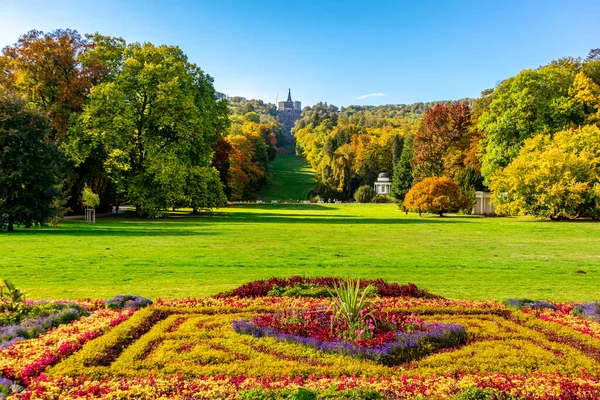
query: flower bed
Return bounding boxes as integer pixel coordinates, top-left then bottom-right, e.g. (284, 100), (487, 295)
(218, 276), (436, 299)
(232, 308), (466, 366)
(3, 282), (600, 398)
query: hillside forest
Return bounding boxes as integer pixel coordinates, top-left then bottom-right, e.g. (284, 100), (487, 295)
(294, 51), (600, 219)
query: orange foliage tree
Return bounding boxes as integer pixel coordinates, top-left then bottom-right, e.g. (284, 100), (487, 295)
(403, 177), (468, 216)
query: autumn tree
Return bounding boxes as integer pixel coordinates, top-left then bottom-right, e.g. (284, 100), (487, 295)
(412, 102), (472, 182)
(570, 71), (600, 125)
(0, 29), (124, 144)
(490, 125), (600, 219)
(403, 177), (467, 217)
(69, 42), (227, 216)
(0, 90), (63, 231)
(0, 29), (127, 211)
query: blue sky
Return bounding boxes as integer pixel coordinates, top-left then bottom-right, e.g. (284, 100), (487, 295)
(1, 0), (599, 107)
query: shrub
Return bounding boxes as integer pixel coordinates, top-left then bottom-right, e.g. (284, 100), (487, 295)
(353, 185), (376, 203)
(268, 284), (331, 298)
(372, 194), (394, 203)
(504, 298), (557, 311)
(81, 186), (100, 209)
(453, 387), (515, 400)
(105, 295), (153, 309)
(573, 302), (600, 322)
(403, 177), (468, 216)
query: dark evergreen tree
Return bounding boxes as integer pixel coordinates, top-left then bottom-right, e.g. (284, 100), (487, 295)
(390, 134), (414, 202)
(391, 135), (404, 168)
(0, 90), (63, 232)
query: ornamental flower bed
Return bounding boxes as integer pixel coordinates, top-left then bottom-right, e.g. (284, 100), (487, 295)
(232, 308), (467, 366)
(218, 276), (436, 299)
(3, 279), (600, 398)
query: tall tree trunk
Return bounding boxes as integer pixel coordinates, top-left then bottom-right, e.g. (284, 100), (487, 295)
(7, 217), (14, 232)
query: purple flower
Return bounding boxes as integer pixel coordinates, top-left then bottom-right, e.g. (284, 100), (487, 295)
(231, 320), (466, 366)
(0, 307), (83, 347)
(574, 302), (600, 322)
(0, 377), (14, 396)
(504, 298), (557, 311)
(105, 295), (152, 309)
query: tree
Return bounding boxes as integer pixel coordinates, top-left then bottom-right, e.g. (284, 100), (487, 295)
(69, 42), (227, 216)
(490, 125), (600, 219)
(570, 71), (600, 124)
(403, 177), (467, 217)
(0, 29), (125, 144)
(391, 135), (404, 167)
(0, 30), (127, 213)
(0, 90), (63, 231)
(391, 134), (414, 201)
(81, 186), (100, 208)
(478, 64), (581, 184)
(186, 167), (227, 212)
(354, 185), (376, 203)
(412, 102), (472, 182)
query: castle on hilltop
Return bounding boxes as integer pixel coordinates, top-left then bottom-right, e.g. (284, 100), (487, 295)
(277, 89), (302, 138)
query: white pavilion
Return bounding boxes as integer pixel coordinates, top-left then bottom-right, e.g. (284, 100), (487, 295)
(374, 173), (391, 195)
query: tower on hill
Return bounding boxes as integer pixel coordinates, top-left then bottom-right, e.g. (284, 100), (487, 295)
(277, 89), (302, 138)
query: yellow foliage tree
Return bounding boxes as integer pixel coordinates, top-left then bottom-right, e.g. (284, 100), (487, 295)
(570, 72), (600, 124)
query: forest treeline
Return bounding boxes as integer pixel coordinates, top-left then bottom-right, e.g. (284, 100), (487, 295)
(2, 28), (600, 229)
(294, 51), (600, 219)
(0, 29), (282, 224)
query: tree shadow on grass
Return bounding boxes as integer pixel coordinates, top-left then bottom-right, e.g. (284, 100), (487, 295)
(227, 203), (336, 211)
(186, 212), (470, 225)
(6, 227), (219, 237)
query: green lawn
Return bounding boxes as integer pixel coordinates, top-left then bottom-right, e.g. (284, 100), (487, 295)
(1, 204), (599, 301)
(256, 154), (316, 201)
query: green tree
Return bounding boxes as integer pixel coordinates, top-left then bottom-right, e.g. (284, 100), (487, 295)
(478, 63), (581, 184)
(353, 185), (376, 203)
(186, 167), (227, 213)
(491, 125), (600, 219)
(0, 29), (126, 212)
(391, 135), (404, 167)
(81, 186), (100, 208)
(391, 134), (414, 201)
(0, 90), (63, 231)
(69, 43), (227, 216)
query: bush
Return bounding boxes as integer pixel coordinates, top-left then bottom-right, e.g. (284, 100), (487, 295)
(503, 299), (557, 311)
(353, 185), (376, 203)
(81, 186), (100, 209)
(372, 194), (394, 203)
(105, 295), (153, 309)
(403, 177), (468, 216)
(453, 387), (515, 399)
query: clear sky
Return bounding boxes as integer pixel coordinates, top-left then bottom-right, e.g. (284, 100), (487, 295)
(1, 0), (599, 107)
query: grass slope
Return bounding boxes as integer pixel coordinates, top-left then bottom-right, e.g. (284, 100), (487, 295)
(1, 204), (599, 301)
(256, 155), (316, 201)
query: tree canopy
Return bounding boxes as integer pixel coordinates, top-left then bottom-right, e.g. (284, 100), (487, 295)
(0, 89), (63, 231)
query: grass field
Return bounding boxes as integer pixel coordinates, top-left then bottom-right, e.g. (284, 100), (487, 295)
(255, 154), (316, 201)
(1, 204), (599, 301)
